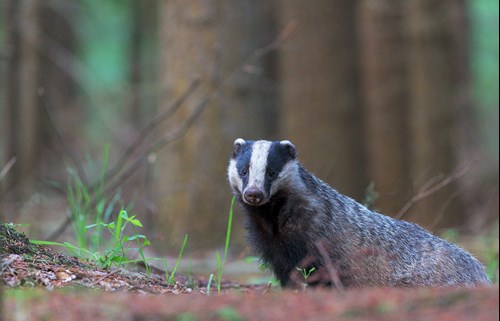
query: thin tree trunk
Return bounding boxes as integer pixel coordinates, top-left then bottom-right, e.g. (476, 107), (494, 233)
(3, 0), (22, 194)
(158, 0), (277, 248)
(407, 0), (465, 228)
(358, 0), (412, 214)
(278, 0), (367, 200)
(17, 0), (42, 191)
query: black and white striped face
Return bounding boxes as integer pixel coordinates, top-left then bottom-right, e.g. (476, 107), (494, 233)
(228, 138), (297, 206)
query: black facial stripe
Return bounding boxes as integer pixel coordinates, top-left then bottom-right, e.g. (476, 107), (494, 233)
(264, 142), (292, 195)
(235, 141), (254, 191)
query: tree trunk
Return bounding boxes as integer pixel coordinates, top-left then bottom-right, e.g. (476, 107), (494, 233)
(407, 0), (466, 228)
(2, 1), (77, 198)
(158, 0), (277, 249)
(278, 0), (367, 200)
(5, 0), (43, 194)
(357, 0), (412, 214)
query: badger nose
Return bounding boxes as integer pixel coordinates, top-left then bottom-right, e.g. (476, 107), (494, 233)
(244, 188), (264, 205)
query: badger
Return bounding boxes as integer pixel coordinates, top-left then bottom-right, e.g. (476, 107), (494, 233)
(227, 138), (491, 288)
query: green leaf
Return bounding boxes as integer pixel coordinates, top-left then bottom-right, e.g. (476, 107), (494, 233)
(130, 218), (143, 227)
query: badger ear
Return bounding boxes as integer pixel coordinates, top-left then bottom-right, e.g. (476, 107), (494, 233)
(280, 140), (296, 159)
(233, 138), (246, 158)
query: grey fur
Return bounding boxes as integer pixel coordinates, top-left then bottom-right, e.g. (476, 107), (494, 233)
(228, 139), (491, 288)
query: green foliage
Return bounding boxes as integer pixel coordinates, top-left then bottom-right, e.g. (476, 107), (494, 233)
(440, 228), (460, 244)
(469, 0), (499, 160)
(362, 181), (379, 210)
(206, 273), (214, 295)
(33, 209), (152, 271)
(213, 196), (235, 294)
(65, 145), (123, 251)
(30, 146), (158, 270)
(175, 313), (197, 321)
(481, 224), (499, 284)
(484, 247), (499, 284)
(31, 145), (195, 284)
(165, 234), (189, 285)
(215, 307), (245, 321)
(295, 266), (316, 280)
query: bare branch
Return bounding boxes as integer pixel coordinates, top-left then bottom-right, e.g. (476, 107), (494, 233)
(90, 77), (202, 192)
(102, 97), (210, 197)
(41, 100), (89, 185)
(395, 157), (478, 219)
(0, 158), (17, 182)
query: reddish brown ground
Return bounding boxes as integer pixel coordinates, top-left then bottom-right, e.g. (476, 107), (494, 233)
(1, 224), (499, 321)
(3, 286), (499, 321)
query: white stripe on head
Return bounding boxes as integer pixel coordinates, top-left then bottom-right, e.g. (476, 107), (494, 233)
(227, 158), (242, 194)
(248, 140), (272, 190)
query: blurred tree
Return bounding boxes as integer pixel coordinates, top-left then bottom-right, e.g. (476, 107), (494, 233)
(3, 0), (77, 196)
(278, 0), (368, 200)
(357, 1), (412, 215)
(157, 0), (278, 248)
(4, 0), (42, 194)
(407, 0), (467, 228)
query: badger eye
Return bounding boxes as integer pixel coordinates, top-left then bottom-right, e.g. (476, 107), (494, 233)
(267, 170), (276, 178)
(240, 168), (248, 176)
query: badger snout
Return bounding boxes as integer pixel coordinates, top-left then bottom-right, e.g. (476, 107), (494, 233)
(243, 187), (265, 205)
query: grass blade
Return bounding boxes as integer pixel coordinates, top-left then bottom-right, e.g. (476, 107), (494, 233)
(167, 234), (188, 284)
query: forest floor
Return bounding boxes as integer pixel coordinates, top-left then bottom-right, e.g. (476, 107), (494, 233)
(1, 224), (499, 321)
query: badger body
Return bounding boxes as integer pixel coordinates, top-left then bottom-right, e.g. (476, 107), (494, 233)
(227, 138), (491, 288)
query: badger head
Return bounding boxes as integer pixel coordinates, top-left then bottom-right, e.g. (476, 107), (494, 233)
(227, 138), (297, 206)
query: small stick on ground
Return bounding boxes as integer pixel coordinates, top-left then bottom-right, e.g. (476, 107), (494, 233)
(91, 269), (121, 287)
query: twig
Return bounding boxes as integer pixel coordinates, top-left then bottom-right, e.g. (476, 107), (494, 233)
(102, 98), (209, 197)
(0, 157), (17, 182)
(395, 157), (478, 219)
(90, 77), (202, 192)
(429, 189), (462, 229)
(91, 269), (121, 286)
(252, 21), (297, 61)
(316, 241), (345, 292)
(41, 100), (89, 186)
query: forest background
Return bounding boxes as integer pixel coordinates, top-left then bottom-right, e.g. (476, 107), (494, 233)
(1, 0), (498, 261)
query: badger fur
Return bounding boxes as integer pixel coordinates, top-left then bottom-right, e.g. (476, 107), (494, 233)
(227, 138), (491, 288)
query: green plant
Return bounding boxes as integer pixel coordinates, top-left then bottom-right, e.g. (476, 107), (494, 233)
(33, 146), (160, 270)
(33, 209), (152, 271)
(482, 225), (499, 284)
(213, 196), (235, 294)
(362, 181), (379, 210)
(206, 273), (214, 295)
(441, 228), (460, 244)
(65, 145), (124, 252)
(165, 233), (189, 285)
(176, 313), (197, 321)
(296, 266), (316, 280)
(215, 307), (244, 321)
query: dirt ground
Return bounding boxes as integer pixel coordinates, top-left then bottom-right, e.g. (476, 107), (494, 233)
(1, 224), (499, 321)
